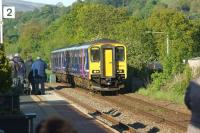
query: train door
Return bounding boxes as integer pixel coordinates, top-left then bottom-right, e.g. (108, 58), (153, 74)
(104, 49), (113, 77)
(102, 46), (115, 77)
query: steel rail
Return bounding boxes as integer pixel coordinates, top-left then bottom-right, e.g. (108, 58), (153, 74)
(54, 90), (140, 133)
(45, 83), (188, 131)
(121, 94), (190, 117)
(104, 95), (188, 131)
(73, 87), (188, 131)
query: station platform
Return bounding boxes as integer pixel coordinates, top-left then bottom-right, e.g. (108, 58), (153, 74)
(20, 92), (112, 133)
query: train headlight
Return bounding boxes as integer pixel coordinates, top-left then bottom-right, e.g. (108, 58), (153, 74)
(116, 69), (124, 73)
(92, 70), (100, 73)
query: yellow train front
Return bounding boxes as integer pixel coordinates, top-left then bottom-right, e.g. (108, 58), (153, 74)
(88, 40), (127, 91)
(51, 39), (127, 91)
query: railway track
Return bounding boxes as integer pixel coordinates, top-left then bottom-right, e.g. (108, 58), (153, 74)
(76, 88), (189, 131)
(119, 94), (190, 124)
(104, 94), (189, 131)
(45, 83), (190, 132)
(54, 90), (140, 133)
(31, 88), (140, 133)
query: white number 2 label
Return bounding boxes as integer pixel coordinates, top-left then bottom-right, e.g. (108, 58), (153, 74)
(3, 6), (15, 18)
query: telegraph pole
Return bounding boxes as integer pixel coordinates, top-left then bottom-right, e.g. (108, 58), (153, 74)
(146, 31), (169, 55)
(0, 0), (15, 50)
(166, 34), (169, 55)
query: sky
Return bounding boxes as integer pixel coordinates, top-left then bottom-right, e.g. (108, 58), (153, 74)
(23, 0), (77, 6)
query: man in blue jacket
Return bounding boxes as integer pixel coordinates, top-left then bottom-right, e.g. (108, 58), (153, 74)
(185, 78), (200, 133)
(31, 56), (47, 95)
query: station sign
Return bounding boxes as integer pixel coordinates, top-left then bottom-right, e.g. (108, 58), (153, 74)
(3, 6), (15, 18)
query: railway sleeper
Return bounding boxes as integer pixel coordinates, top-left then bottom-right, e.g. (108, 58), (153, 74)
(89, 110), (138, 133)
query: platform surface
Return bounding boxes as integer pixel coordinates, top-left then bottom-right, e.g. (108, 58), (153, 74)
(20, 92), (112, 133)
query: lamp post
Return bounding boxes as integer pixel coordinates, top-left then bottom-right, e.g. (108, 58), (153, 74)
(146, 31), (169, 55)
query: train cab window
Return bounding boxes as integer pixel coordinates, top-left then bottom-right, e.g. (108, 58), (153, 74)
(116, 47), (124, 61)
(91, 48), (100, 62)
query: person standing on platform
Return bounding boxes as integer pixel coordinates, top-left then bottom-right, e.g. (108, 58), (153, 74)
(31, 56), (47, 95)
(25, 56), (34, 93)
(8, 55), (15, 86)
(185, 77), (200, 133)
(13, 53), (26, 93)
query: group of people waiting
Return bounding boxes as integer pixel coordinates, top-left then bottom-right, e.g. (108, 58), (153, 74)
(9, 54), (47, 95)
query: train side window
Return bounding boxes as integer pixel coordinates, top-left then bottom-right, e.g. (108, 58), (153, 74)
(66, 51), (69, 64)
(91, 47), (100, 62)
(73, 51), (75, 64)
(58, 53), (61, 68)
(75, 50), (78, 64)
(116, 46), (124, 61)
(72, 51), (74, 64)
(55, 54), (58, 67)
(85, 50), (89, 70)
(54, 54), (55, 66)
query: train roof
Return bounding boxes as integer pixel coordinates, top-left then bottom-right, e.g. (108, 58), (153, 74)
(51, 44), (90, 53)
(51, 39), (120, 53)
(90, 38), (119, 44)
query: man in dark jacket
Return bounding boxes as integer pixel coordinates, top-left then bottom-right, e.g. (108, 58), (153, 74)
(185, 77), (200, 133)
(25, 56), (34, 94)
(13, 53), (26, 94)
(31, 56), (47, 95)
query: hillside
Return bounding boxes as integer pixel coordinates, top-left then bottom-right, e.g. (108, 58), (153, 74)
(85, 0), (200, 15)
(3, 0), (45, 12)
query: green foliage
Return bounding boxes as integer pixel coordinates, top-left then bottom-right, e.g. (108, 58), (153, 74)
(139, 66), (192, 103)
(86, 0), (199, 15)
(4, 5), (69, 59)
(113, 17), (158, 71)
(85, 0), (123, 7)
(16, 21), (44, 58)
(137, 8), (199, 102)
(3, 1), (200, 103)
(38, 3), (128, 62)
(148, 8), (198, 61)
(0, 51), (12, 94)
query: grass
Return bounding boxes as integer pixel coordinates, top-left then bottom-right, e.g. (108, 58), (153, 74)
(137, 68), (192, 104)
(138, 87), (184, 104)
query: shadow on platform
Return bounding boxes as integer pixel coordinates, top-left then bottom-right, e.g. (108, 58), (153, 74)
(20, 95), (110, 133)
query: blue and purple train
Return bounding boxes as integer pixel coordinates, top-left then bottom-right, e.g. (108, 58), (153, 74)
(51, 39), (127, 91)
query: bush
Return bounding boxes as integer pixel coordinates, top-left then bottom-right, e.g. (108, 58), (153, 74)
(138, 65), (192, 103)
(0, 50), (12, 94)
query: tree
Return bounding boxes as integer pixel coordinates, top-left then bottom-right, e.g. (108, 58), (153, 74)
(112, 17), (157, 77)
(18, 21), (44, 58)
(148, 8), (200, 75)
(0, 51), (12, 94)
(75, 4), (128, 40)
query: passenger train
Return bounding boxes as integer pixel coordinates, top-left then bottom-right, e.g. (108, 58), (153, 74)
(51, 39), (127, 91)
